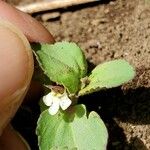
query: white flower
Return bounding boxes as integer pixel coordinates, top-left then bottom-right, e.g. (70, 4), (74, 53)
(43, 91), (72, 115)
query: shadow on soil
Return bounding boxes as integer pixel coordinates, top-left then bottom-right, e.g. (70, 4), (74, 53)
(34, 0), (114, 20)
(80, 87), (150, 125)
(12, 102), (40, 150)
(79, 86), (150, 149)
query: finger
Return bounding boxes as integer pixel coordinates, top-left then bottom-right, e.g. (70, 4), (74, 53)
(0, 20), (33, 134)
(0, 124), (30, 150)
(0, 0), (55, 104)
(0, 1), (54, 43)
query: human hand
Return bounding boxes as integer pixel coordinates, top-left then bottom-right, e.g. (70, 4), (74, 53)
(0, 1), (54, 149)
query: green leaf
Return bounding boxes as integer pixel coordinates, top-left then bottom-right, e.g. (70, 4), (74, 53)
(36, 105), (108, 150)
(79, 59), (135, 95)
(32, 42), (87, 94)
(50, 147), (76, 150)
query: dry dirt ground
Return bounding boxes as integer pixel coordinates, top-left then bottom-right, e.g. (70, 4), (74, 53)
(10, 0), (150, 149)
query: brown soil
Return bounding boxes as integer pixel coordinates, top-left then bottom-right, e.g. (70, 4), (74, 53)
(11, 0), (150, 149)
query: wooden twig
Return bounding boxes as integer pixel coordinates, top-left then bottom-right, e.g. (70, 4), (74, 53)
(16, 0), (100, 14)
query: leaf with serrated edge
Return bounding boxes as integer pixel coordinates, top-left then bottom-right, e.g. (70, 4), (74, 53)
(79, 59), (135, 96)
(36, 104), (108, 150)
(32, 42), (87, 94)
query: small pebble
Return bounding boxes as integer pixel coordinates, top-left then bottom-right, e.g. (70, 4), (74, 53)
(41, 12), (60, 22)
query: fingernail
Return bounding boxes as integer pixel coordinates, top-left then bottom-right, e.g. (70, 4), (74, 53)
(0, 20), (33, 133)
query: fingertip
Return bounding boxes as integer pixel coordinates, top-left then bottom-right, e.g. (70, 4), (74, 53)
(0, 20), (33, 99)
(0, 1), (55, 43)
(0, 20), (34, 132)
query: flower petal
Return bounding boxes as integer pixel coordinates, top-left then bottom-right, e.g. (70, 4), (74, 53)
(60, 96), (72, 110)
(43, 93), (53, 106)
(48, 100), (60, 115)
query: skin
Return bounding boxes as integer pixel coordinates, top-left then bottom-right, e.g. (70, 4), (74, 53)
(0, 1), (54, 149)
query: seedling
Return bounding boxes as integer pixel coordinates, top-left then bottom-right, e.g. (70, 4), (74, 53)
(32, 42), (135, 150)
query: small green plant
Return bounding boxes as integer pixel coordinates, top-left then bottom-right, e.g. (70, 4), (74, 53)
(32, 42), (135, 150)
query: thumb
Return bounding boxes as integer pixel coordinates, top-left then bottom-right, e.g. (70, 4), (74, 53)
(0, 20), (33, 134)
(0, 124), (30, 150)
